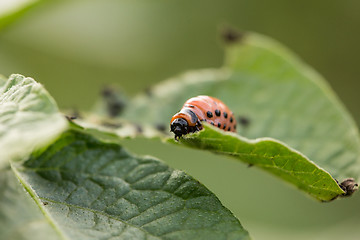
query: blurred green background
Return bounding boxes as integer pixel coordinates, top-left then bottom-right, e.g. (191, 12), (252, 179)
(0, 0), (359, 239)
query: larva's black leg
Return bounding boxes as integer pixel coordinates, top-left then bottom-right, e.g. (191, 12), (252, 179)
(195, 119), (203, 131)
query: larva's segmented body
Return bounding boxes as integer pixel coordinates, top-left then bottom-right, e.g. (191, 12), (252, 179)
(170, 96), (236, 139)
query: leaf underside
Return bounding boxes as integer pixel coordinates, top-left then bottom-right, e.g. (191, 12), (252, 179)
(122, 32), (360, 200)
(0, 74), (67, 167)
(171, 124), (344, 201)
(11, 130), (250, 240)
(0, 169), (61, 240)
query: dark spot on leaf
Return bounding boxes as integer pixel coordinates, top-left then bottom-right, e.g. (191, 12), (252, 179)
(155, 124), (166, 132)
(101, 121), (123, 128)
(144, 86), (153, 97)
(109, 102), (124, 117)
(102, 86), (126, 117)
(65, 115), (77, 121)
(101, 87), (114, 97)
(65, 109), (81, 121)
(222, 28), (244, 44)
(42, 201), (48, 206)
(134, 124), (143, 133)
(238, 116), (250, 127)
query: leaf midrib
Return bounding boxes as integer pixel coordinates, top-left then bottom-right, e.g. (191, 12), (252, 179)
(12, 166), (171, 240)
(182, 135), (343, 195)
(12, 165), (213, 240)
(12, 165), (69, 240)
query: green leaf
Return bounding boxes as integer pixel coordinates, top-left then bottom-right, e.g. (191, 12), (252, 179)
(0, 74), (68, 168)
(10, 130), (250, 240)
(0, 168), (61, 240)
(122, 32), (360, 198)
(0, 74), (250, 239)
(170, 124), (344, 201)
(0, 0), (43, 30)
(224, 33), (360, 182)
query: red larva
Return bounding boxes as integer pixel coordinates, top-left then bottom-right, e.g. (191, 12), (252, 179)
(170, 96), (237, 139)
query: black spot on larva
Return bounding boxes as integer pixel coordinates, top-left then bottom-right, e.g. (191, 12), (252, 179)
(218, 123), (221, 128)
(234, 125), (237, 130)
(223, 124), (226, 130)
(222, 28), (244, 44)
(230, 117), (233, 123)
(188, 105), (195, 108)
(228, 126), (231, 131)
(223, 112), (228, 118)
(215, 109), (221, 116)
(207, 111), (213, 118)
(211, 122), (214, 125)
(238, 116), (250, 127)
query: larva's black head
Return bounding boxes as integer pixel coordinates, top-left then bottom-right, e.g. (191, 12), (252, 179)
(170, 118), (188, 139)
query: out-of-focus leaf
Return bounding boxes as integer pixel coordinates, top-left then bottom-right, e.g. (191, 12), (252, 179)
(0, 74), (6, 83)
(74, 113), (164, 140)
(0, 74), (67, 168)
(122, 32), (360, 197)
(0, 0), (42, 30)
